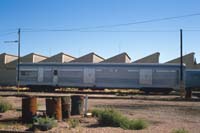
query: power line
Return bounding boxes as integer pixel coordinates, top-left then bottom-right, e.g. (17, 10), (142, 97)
(1, 29), (200, 35)
(2, 29), (200, 36)
(77, 30), (179, 33)
(80, 29), (200, 32)
(184, 30), (200, 32)
(0, 13), (199, 34)
(22, 29), (200, 33)
(0, 32), (16, 38)
(23, 30), (178, 32)
(21, 13), (200, 32)
(0, 29), (18, 32)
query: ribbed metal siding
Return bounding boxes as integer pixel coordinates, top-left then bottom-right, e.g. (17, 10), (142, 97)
(44, 70), (53, 83)
(58, 70), (83, 84)
(95, 67), (139, 88)
(153, 70), (178, 86)
(186, 70), (200, 88)
(19, 63), (182, 89)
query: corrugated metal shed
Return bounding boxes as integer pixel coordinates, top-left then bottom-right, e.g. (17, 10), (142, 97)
(0, 53), (18, 68)
(6, 53), (48, 68)
(70, 52), (104, 63)
(165, 52), (195, 68)
(0, 53), (47, 86)
(22, 53), (48, 63)
(0, 53), (18, 85)
(41, 52), (76, 63)
(100, 52), (131, 63)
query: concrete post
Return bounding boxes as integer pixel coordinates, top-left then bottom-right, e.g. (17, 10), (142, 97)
(84, 94), (88, 116)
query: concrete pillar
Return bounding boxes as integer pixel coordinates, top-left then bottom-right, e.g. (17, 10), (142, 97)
(46, 97), (62, 121)
(61, 96), (71, 119)
(84, 95), (88, 115)
(71, 95), (84, 115)
(22, 97), (37, 123)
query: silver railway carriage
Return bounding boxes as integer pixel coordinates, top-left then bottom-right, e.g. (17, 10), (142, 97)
(18, 63), (184, 91)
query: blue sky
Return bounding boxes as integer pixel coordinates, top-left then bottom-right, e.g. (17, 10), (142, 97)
(0, 0), (200, 63)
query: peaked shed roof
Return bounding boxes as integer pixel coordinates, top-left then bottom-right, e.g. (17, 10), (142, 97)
(6, 53), (48, 68)
(165, 52), (195, 68)
(0, 53), (18, 64)
(133, 52), (160, 63)
(101, 52), (131, 63)
(20, 53), (48, 63)
(41, 52), (76, 63)
(70, 52), (104, 63)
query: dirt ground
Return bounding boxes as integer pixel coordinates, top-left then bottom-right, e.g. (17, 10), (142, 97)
(0, 95), (200, 133)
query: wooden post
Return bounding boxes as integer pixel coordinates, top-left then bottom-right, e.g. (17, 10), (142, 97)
(22, 97), (37, 123)
(46, 97), (62, 121)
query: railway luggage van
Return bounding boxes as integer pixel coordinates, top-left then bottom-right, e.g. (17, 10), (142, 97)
(18, 63), (184, 91)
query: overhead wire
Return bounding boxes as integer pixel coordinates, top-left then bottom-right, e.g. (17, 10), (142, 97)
(184, 30), (200, 32)
(20, 13), (200, 32)
(1, 29), (200, 35)
(0, 31), (16, 38)
(1, 13), (200, 34)
(77, 30), (179, 32)
(21, 29), (200, 33)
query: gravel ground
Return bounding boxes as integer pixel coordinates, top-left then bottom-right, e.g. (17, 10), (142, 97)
(89, 98), (200, 133)
(0, 96), (200, 133)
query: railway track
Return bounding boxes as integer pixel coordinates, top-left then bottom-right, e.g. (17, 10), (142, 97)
(0, 87), (178, 95)
(0, 86), (199, 97)
(0, 91), (199, 102)
(0, 88), (199, 101)
(0, 88), (143, 95)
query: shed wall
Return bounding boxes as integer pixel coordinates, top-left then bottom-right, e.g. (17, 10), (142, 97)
(0, 69), (16, 85)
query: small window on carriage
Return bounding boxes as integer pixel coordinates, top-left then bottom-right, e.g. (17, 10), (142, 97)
(54, 70), (58, 75)
(21, 71), (32, 76)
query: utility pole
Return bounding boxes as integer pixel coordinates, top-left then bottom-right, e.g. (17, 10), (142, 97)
(17, 28), (21, 92)
(180, 29), (192, 99)
(180, 29), (185, 98)
(180, 29), (183, 82)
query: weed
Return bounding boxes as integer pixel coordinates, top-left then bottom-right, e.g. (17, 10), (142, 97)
(92, 108), (148, 130)
(92, 108), (104, 117)
(68, 118), (79, 128)
(0, 100), (12, 113)
(33, 116), (57, 131)
(129, 119), (148, 130)
(172, 128), (189, 133)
